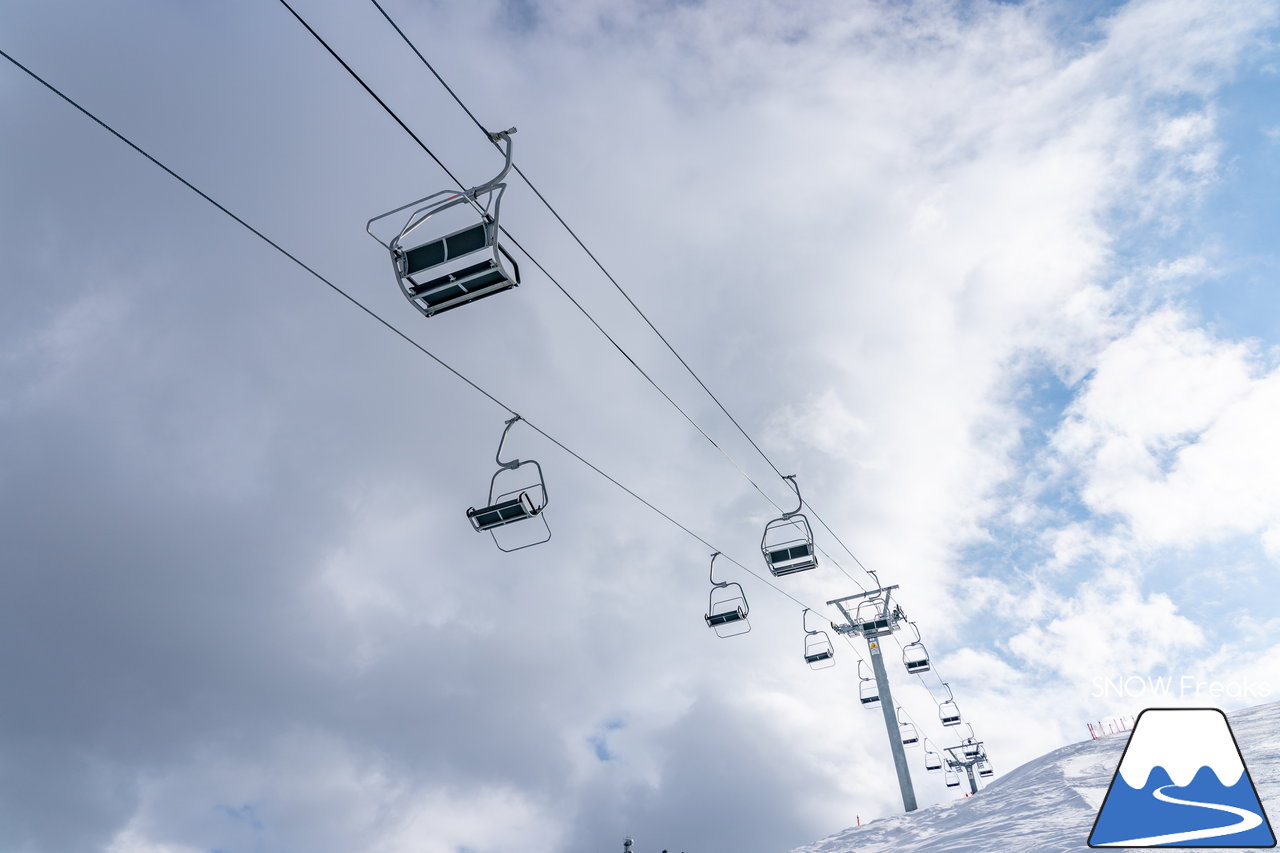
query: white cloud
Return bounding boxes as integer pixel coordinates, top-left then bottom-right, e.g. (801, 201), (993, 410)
(1049, 307), (1280, 549)
(2, 0), (1278, 850)
(373, 786), (564, 853)
(1007, 569), (1205, 683)
(106, 827), (202, 853)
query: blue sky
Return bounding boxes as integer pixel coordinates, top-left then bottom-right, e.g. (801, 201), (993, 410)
(1, 1), (1278, 851)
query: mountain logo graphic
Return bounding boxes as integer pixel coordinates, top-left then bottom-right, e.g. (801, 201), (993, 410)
(1088, 707), (1275, 848)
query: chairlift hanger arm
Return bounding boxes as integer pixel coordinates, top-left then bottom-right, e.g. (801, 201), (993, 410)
(802, 607), (829, 635)
(708, 551), (730, 588)
(477, 127), (517, 193)
(781, 474), (803, 518)
(495, 414), (523, 469)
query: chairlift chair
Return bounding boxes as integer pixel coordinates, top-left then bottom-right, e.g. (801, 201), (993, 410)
(465, 415), (550, 552)
(938, 682), (962, 726)
(760, 475), (817, 577)
(924, 741), (943, 772)
(978, 760), (994, 778)
(367, 128), (522, 318)
(944, 767), (960, 789)
(853, 598), (897, 638)
(705, 552), (750, 638)
(901, 620), (931, 674)
(801, 609), (836, 669)
(858, 659), (880, 708)
(897, 707), (919, 747)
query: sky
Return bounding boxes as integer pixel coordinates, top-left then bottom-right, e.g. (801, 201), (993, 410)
(1, 0), (1278, 851)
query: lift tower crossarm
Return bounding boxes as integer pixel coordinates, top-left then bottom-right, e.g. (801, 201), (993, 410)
(943, 742), (987, 795)
(827, 585), (901, 635)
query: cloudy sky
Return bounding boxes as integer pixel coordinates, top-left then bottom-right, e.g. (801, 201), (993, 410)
(2, 0), (1279, 851)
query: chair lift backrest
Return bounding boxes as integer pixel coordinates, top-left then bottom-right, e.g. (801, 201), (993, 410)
(761, 475), (817, 577)
(367, 129), (522, 318)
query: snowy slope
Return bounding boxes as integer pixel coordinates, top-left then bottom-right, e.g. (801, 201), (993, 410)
(791, 702), (1280, 853)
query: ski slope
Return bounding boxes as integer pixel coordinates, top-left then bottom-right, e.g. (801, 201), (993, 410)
(791, 701), (1280, 853)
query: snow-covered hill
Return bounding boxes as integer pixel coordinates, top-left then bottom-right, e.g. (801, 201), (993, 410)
(791, 702), (1280, 853)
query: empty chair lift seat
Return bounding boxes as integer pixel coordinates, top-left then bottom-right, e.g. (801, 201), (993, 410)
(902, 638), (931, 673)
(367, 127), (521, 320)
(467, 491), (540, 531)
(859, 616), (894, 636)
(705, 552), (751, 638)
(399, 221), (521, 317)
(706, 606), (746, 627)
(766, 540), (817, 576)
(466, 415), (551, 553)
(760, 475), (818, 577)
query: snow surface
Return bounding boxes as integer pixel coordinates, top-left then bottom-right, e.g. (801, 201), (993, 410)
(790, 701), (1280, 853)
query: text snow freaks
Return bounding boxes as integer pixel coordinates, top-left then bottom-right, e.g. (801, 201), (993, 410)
(1090, 675), (1272, 700)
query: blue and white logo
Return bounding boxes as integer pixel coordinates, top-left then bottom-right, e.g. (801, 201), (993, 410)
(1089, 707), (1275, 848)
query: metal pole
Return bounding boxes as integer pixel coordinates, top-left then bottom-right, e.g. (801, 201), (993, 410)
(867, 636), (917, 812)
(966, 765), (978, 795)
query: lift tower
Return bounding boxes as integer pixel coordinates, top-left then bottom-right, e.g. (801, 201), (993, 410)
(944, 741), (987, 795)
(828, 585), (918, 812)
